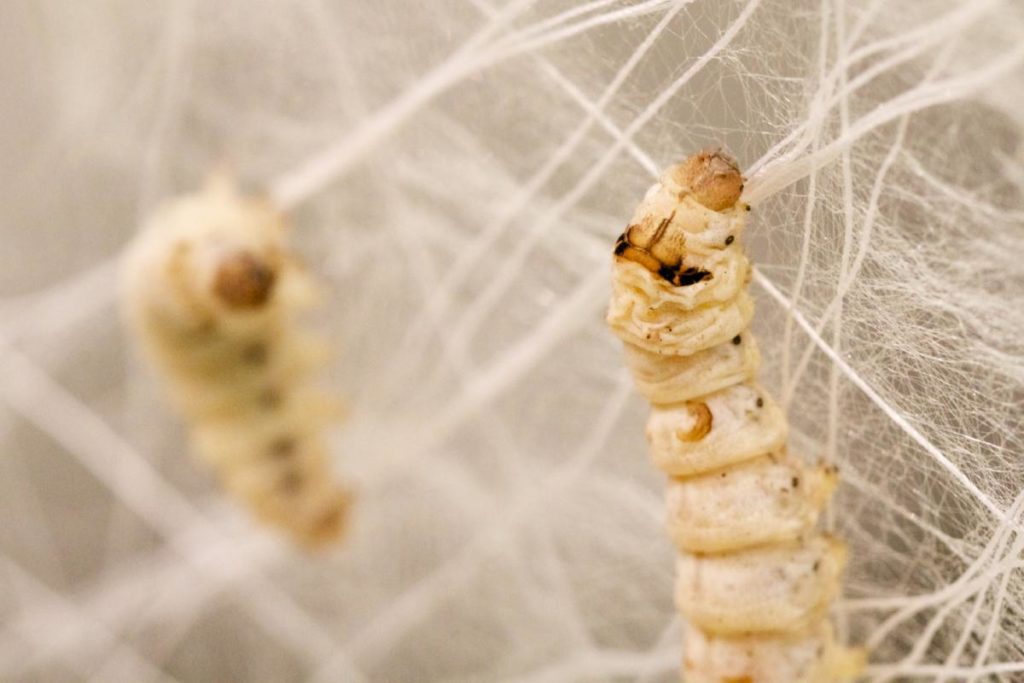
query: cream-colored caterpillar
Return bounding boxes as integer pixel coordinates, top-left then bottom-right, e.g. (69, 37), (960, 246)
(121, 175), (351, 549)
(607, 151), (865, 682)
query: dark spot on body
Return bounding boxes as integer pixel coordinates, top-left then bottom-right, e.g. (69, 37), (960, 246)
(725, 235), (735, 246)
(813, 560), (821, 572)
(792, 476), (800, 488)
(195, 318), (218, 336)
(613, 234), (629, 255)
(258, 388), (282, 409)
(756, 397), (764, 408)
(269, 436), (297, 459)
(732, 335), (742, 345)
(279, 469), (305, 494)
(241, 342), (268, 365)
(312, 506), (345, 537)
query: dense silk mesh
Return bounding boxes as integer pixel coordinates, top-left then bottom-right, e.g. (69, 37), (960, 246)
(1, 1), (1023, 681)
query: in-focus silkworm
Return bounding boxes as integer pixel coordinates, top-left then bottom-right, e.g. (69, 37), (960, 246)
(607, 150), (864, 682)
(121, 175), (351, 549)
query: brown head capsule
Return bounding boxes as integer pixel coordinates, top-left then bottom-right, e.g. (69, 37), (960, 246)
(672, 149), (744, 211)
(213, 251), (277, 309)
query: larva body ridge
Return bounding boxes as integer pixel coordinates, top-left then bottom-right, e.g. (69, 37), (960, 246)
(607, 151), (864, 681)
(646, 382), (789, 477)
(684, 623), (865, 683)
(623, 336), (761, 403)
(665, 452), (837, 554)
(674, 535), (846, 635)
(122, 175), (351, 549)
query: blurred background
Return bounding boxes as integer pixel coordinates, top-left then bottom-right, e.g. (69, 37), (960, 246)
(2, 1), (1023, 681)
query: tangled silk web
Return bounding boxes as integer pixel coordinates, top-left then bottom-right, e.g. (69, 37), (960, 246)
(1, 0), (1023, 681)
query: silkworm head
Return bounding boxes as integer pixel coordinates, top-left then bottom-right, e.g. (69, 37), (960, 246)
(213, 250), (277, 309)
(671, 149), (744, 211)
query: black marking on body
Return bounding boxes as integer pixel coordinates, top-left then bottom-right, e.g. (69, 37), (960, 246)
(615, 211), (713, 288)
(658, 264), (679, 282)
(675, 267), (712, 287)
(656, 263), (711, 287)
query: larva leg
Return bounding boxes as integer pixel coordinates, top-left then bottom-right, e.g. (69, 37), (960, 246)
(121, 175), (351, 549)
(607, 150), (864, 681)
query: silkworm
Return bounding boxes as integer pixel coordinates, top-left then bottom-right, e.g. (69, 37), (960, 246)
(121, 175), (351, 549)
(607, 150), (864, 681)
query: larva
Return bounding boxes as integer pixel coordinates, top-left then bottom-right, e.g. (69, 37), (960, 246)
(121, 175), (351, 549)
(606, 151), (864, 682)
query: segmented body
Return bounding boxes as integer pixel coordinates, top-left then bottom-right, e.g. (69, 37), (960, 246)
(607, 151), (863, 682)
(121, 176), (350, 548)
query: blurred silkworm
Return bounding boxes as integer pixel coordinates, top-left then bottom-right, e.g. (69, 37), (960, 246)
(121, 175), (351, 549)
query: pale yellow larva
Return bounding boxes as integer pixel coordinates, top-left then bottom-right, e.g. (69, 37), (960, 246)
(607, 151), (864, 682)
(122, 175), (351, 549)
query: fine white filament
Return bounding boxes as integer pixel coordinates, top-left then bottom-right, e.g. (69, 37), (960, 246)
(0, 1), (1022, 681)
